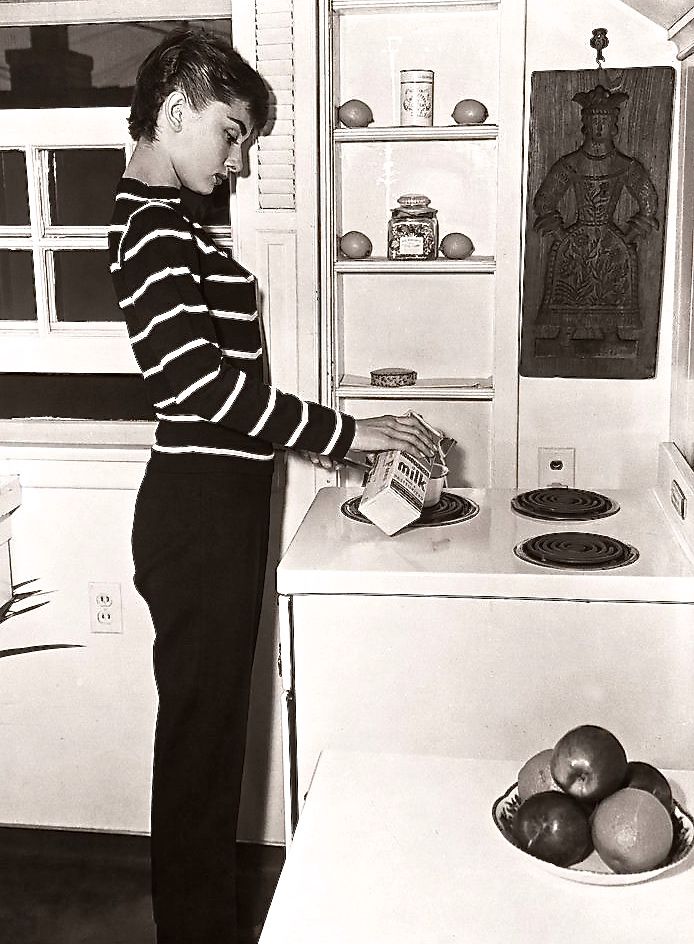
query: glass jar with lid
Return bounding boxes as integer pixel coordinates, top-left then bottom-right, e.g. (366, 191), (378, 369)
(387, 194), (439, 261)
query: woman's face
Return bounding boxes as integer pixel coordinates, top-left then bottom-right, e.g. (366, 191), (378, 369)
(175, 98), (255, 194)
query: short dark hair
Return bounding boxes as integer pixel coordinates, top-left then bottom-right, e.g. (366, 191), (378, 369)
(128, 27), (270, 142)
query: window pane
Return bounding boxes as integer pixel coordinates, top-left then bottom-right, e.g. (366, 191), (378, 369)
(53, 250), (122, 323)
(0, 151), (29, 225)
(0, 21), (232, 108)
(0, 250), (36, 320)
(49, 149), (126, 226)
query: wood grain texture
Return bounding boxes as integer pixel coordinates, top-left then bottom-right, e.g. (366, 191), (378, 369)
(520, 67), (675, 379)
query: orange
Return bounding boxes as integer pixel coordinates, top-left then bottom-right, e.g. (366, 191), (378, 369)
(451, 99), (488, 125)
(517, 748), (562, 802)
(439, 232), (474, 260)
(337, 99), (374, 128)
(591, 787), (674, 873)
(339, 231), (372, 259)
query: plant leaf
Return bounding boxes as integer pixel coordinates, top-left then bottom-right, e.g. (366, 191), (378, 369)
(0, 644), (83, 659)
(8, 590), (49, 604)
(1, 600), (51, 621)
(11, 578), (39, 591)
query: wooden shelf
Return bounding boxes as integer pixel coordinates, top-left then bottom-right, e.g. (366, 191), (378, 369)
(332, 0), (499, 13)
(334, 256), (495, 274)
(334, 125), (497, 143)
(338, 375), (494, 399)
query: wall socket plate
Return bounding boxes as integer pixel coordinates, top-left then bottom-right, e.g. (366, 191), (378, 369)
(89, 582), (122, 634)
(538, 447), (576, 488)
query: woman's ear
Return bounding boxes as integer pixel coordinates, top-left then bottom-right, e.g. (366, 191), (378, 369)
(163, 90), (187, 133)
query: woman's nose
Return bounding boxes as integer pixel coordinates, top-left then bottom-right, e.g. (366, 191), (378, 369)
(225, 143), (243, 175)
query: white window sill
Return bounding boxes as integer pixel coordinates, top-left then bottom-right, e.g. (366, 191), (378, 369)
(0, 418), (156, 449)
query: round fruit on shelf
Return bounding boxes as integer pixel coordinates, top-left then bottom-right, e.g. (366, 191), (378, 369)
(339, 231), (373, 259)
(338, 99), (374, 128)
(439, 232), (474, 259)
(451, 99), (488, 125)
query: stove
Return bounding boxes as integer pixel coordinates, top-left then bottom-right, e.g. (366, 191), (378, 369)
(278, 444), (694, 602)
(341, 492), (479, 529)
(511, 487), (619, 521)
(276, 445), (694, 836)
(513, 530), (639, 570)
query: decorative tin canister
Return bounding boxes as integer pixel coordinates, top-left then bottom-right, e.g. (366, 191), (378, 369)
(400, 69), (433, 126)
(387, 194), (438, 261)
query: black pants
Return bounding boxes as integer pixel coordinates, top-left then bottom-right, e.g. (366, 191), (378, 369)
(132, 464), (273, 944)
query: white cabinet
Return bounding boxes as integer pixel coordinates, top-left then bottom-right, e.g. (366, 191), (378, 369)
(318, 0), (526, 485)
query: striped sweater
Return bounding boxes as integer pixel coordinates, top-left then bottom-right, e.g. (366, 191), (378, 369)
(108, 178), (355, 472)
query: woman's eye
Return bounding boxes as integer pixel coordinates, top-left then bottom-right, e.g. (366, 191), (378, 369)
(225, 132), (237, 144)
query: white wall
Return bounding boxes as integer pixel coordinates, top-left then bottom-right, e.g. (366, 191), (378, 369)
(670, 55), (694, 467)
(0, 450), (154, 832)
(518, 0), (679, 489)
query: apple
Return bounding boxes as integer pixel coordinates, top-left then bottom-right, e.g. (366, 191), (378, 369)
(551, 724), (628, 803)
(623, 761), (673, 811)
(513, 791), (593, 867)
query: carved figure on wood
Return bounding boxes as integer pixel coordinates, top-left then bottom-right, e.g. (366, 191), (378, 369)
(532, 84), (658, 352)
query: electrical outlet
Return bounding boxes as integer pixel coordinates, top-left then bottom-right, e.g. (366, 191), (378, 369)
(89, 582), (122, 634)
(538, 447), (575, 488)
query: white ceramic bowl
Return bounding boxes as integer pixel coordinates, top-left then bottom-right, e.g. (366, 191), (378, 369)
(492, 781), (694, 886)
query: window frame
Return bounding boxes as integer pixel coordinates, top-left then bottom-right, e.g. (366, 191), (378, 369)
(0, 1), (238, 375)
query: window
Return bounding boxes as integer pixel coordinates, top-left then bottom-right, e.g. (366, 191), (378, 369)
(0, 12), (235, 375)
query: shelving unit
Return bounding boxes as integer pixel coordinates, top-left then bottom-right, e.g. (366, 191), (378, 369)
(318, 0), (526, 487)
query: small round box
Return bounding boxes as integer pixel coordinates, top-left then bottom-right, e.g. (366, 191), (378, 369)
(370, 367), (417, 387)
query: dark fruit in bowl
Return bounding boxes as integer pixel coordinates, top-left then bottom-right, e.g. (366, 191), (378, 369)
(551, 724), (628, 803)
(623, 761), (673, 812)
(513, 791), (593, 867)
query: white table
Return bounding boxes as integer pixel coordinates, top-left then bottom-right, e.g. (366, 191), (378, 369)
(260, 751), (694, 944)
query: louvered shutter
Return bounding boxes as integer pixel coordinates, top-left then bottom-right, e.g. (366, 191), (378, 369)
(255, 0), (295, 210)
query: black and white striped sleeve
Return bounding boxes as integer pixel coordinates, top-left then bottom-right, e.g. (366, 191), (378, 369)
(114, 204), (355, 459)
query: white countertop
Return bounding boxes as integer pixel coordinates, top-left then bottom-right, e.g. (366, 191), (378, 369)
(276, 486), (694, 603)
(260, 750), (694, 944)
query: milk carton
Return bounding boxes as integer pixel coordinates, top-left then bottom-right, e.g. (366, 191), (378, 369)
(358, 449), (433, 535)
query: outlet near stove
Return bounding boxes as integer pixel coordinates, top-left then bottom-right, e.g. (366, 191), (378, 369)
(538, 447), (575, 488)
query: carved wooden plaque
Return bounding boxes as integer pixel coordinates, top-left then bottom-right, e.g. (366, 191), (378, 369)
(520, 67), (675, 378)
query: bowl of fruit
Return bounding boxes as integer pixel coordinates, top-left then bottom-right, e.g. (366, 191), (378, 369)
(492, 724), (694, 885)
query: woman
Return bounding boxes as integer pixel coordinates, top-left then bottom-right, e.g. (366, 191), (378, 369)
(108, 27), (438, 944)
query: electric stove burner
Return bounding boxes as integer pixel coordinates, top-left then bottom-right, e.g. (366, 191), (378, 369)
(341, 492), (479, 529)
(514, 531), (639, 570)
(511, 487), (619, 521)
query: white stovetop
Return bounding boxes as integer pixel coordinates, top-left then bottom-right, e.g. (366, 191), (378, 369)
(276, 485), (694, 603)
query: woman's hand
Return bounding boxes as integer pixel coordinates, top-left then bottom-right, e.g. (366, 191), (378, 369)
(352, 413), (439, 460)
(300, 450), (344, 471)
